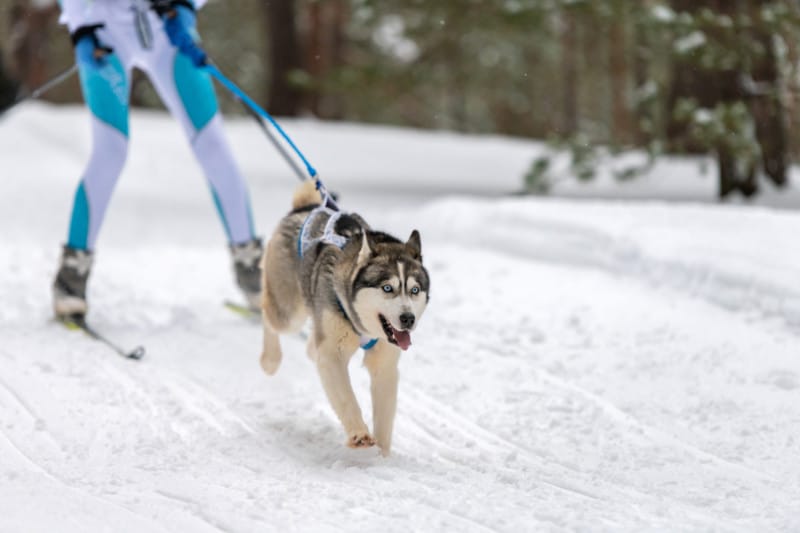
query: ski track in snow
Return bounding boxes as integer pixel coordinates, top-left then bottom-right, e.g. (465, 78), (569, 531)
(2, 105), (800, 531)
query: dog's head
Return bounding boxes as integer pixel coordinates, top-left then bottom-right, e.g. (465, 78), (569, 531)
(346, 229), (429, 351)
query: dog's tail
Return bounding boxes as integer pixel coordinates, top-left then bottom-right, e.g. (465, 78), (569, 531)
(292, 180), (323, 210)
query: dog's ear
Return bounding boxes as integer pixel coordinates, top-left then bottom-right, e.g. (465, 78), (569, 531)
(406, 230), (422, 260)
(357, 231), (372, 266)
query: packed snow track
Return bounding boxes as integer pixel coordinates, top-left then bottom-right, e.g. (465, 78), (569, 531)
(1, 105), (799, 531)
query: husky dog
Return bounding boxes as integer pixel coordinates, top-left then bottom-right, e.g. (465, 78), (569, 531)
(259, 181), (430, 455)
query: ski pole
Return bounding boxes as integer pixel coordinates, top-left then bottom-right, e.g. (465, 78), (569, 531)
(236, 95), (340, 208)
(202, 62), (338, 209)
(238, 98), (307, 183)
(61, 315), (145, 360)
(0, 63), (78, 117)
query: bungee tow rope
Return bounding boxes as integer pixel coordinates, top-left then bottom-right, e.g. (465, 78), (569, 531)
(203, 63), (339, 211)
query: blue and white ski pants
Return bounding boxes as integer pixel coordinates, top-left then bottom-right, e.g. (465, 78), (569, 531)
(66, 10), (255, 250)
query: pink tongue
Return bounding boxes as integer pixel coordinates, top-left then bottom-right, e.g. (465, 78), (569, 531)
(393, 329), (412, 351)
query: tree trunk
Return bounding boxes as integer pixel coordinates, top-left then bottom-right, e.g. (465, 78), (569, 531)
(609, 2), (631, 146)
(263, 0), (302, 116)
(0, 45), (19, 111)
(667, 0), (755, 199)
(560, 8), (578, 137)
(301, 0), (349, 119)
(9, 1), (58, 92)
(783, 19), (800, 157)
(324, 0), (348, 120)
(632, 4), (651, 146)
(749, 3), (788, 188)
(305, 1), (323, 115)
(667, 0), (725, 152)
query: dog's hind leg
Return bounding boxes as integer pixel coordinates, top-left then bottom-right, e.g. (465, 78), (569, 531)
(259, 256), (286, 375)
(260, 316), (282, 375)
(259, 234), (307, 375)
(364, 342), (401, 456)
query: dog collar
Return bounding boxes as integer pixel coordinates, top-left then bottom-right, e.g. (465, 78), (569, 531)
(360, 337), (378, 350)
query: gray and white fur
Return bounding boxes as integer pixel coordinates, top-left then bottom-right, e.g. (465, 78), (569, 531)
(259, 181), (430, 455)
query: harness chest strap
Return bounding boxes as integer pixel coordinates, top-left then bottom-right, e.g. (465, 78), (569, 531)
(297, 206), (347, 259)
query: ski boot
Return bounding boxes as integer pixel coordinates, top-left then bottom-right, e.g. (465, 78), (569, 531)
(230, 237), (263, 311)
(53, 245), (93, 319)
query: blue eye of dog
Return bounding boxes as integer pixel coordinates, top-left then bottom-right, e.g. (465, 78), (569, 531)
(411, 286), (420, 295)
(382, 284), (393, 293)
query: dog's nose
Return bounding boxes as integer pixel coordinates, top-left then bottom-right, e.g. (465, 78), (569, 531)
(399, 312), (415, 330)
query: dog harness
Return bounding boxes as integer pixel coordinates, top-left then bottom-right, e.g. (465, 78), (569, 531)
(297, 205), (347, 259)
(297, 205), (378, 351)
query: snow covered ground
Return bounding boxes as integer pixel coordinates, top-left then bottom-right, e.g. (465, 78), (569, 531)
(1, 103), (800, 531)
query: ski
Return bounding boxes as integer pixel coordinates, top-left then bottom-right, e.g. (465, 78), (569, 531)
(60, 315), (145, 360)
(224, 300), (260, 321)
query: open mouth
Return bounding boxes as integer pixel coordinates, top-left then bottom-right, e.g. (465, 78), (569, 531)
(379, 314), (412, 351)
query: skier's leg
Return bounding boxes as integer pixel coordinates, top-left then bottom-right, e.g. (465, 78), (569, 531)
(55, 48), (131, 318)
(66, 108), (130, 251)
(147, 47), (256, 245)
(146, 41), (261, 307)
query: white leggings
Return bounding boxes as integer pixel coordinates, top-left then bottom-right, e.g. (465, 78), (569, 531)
(67, 9), (255, 250)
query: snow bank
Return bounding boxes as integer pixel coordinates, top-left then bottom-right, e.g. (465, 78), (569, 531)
(377, 197), (800, 329)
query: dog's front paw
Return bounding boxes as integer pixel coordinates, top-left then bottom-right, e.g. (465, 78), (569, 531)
(347, 431), (376, 448)
(376, 440), (391, 457)
(260, 350), (281, 375)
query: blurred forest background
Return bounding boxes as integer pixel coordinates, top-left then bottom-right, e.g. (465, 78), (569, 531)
(2, 0), (800, 198)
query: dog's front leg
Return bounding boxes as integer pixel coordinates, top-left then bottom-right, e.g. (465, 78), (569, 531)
(364, 343), (401, 456)
(315, 338), (374, 448)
